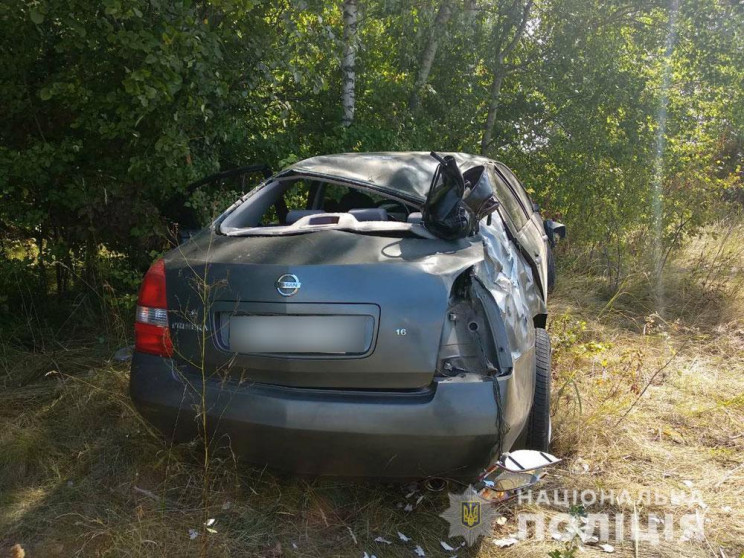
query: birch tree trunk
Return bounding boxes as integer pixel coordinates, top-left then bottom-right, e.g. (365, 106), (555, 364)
(464, 0), (478, 28)
(341, 0), (359, 127)
(409, 1), (452, 110)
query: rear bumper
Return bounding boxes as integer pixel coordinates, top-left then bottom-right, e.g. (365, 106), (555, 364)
(130, 353), (514, 478)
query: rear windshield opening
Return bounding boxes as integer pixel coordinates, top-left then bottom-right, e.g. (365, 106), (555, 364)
(219, 178), (419, 233)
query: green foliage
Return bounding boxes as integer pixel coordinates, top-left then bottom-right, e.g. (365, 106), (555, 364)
(1, 0), (742, 307)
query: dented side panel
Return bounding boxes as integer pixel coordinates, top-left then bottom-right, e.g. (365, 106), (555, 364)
(475, 217), (546, 449)
(430, 213), (546, 455)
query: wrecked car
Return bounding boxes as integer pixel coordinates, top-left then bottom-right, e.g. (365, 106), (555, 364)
(129, 152), (565, 478)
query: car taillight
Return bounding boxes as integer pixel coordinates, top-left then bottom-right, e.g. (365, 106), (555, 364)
(135, 259), (173, 357)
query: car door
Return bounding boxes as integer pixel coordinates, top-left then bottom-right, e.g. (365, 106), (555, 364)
(165, 164), (273, 243)
(490, 163), (549, 299)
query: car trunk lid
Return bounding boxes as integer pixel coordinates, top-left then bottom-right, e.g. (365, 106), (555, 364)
(164, 230), (482, 389)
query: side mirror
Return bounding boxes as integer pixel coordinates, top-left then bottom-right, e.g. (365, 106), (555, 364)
(544, 219), (566, 247)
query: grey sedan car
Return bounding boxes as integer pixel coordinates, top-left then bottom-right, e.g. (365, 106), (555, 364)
(130, 152), (563, 478)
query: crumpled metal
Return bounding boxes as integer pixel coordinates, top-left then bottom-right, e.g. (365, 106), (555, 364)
(475, 217), (546, 366)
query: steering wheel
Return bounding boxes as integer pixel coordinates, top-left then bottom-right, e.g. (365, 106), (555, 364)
(375, 199), (409, 222)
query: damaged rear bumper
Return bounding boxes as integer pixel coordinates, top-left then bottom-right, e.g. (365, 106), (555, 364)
(130, 353), (518, 478)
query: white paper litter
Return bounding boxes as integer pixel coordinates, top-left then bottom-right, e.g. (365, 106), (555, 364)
(188, 529), (199, 540)
(496, 516), (507, 526)
(363, 552), (377, 558)
(374, 537), (392, 545)
(413, 545), (425, 556)
(404, 503), (414, 512)
(440, 541), (454, 551)
(599, 543), (615, 553)
(398, 532), (411, 542)
(492, 537), (518, 548)
(205, 518), (216, 527)
(572, 458), (590, 474)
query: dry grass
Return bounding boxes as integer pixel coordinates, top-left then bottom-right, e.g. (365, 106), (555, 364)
(1, 223), (743, 558)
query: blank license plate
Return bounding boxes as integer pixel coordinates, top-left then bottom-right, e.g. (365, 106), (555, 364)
(228, 314), (374, 354)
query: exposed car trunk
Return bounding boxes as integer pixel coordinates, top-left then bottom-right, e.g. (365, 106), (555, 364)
(164, 229), (483, 389)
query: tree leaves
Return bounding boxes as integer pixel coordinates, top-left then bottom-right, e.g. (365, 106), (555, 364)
(1, 0), (742, 291)
(29, 8), (45, 24)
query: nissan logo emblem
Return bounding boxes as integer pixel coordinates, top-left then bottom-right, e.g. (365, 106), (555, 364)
(275, 274), (301, 297)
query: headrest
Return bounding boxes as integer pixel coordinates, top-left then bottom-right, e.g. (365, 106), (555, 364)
(286, 209), (325, 225)
(349, 208), (389, 222)
(338, 190), (376, 211)
(406, 212), (423, 224)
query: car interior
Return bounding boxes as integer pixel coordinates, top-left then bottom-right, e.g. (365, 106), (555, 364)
(273, 179), (420, 225)
(217, 177), (421, 232)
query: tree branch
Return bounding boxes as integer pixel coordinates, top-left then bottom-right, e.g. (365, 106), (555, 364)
(502, 0), (533, 58)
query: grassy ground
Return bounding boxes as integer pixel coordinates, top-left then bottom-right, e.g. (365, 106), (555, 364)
(1, 225), (743, 558)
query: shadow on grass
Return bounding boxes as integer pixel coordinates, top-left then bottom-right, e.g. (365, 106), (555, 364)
(0, 346), (487, 558)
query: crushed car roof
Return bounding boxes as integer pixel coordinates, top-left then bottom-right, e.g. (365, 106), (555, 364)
(287, 152), (494, 201)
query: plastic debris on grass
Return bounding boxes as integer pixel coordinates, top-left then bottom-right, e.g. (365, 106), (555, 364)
(492, 537), (518, 548)
(113, 346), (133, 362)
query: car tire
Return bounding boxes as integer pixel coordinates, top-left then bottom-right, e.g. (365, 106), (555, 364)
(547, 245), (556, 293)
(526, 327), (551, 451)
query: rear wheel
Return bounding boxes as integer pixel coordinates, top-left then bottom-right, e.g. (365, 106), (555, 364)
(526, 328), (551, 451)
